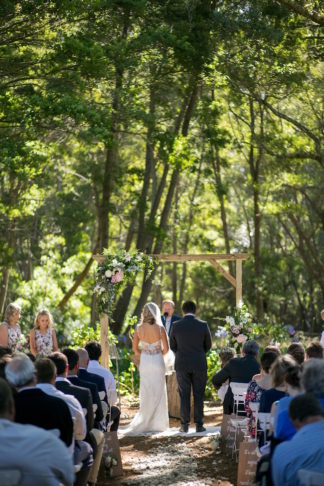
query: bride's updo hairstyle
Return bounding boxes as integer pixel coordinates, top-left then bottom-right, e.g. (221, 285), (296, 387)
(141, 303), (157, 325)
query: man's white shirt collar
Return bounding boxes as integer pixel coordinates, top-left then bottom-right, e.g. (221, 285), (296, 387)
(55, 377), (71, 383)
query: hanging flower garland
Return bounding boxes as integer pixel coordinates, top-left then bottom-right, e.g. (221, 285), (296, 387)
(94, 249), (154, 316)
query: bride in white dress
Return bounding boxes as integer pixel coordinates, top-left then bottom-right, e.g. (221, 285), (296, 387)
(122, 302), (171, 434)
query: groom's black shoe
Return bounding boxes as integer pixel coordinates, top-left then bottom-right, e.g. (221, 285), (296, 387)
(196, 425), (206, 433)
(179, 424), (189, 433)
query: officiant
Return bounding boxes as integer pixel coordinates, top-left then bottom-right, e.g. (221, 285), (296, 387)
(161, 300), (181, 337)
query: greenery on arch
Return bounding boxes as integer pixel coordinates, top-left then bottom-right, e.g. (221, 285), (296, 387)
(94, 249), (154, 317)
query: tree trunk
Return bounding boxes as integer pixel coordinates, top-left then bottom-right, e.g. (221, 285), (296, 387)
(211, 148), (233, 276)
(0, 267), (10, 317)
(248, 100), (263, 321)
(171, 182), (179, 306)
(179, 157), (203, 306)
(133, 78), (200, 317)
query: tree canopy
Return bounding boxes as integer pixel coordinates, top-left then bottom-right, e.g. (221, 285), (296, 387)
(1, 0), (323, 341)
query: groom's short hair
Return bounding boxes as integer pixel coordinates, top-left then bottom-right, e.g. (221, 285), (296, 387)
(182, 301), (196, 314)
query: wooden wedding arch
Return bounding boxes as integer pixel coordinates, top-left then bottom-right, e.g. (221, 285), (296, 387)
(93, 252), (248, 368)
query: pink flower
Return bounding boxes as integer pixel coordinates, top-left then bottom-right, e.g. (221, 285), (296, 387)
(237, 334), (248, 344)
(111, 271), (124, 283)
(232, 326), (241, 335)
(248, 327), (252, 332)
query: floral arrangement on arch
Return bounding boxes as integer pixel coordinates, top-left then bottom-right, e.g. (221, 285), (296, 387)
(94, 249), (154, 316)
(215, 305), (259, 352)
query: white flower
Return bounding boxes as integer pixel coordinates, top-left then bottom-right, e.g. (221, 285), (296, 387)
(112, 259), (118, 266)
(136, 255), (142, 262)
(99, 287), (105, 294)
(229, 317), (235, 327)
(125, 254), (131, 262)
(105, 270), (112, 278)
(225, 316), (231, 324)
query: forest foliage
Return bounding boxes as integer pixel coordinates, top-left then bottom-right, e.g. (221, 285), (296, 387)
(1, 0), (323, 343)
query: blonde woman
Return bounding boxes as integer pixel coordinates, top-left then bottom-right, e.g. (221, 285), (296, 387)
(30, 309), (58, 356)
(0, 303), (22, 352)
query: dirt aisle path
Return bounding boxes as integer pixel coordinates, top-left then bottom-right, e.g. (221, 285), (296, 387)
(98, 399), (237, 485)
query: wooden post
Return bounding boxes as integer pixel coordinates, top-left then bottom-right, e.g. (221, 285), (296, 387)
(100, 313), (110, 369)
(236, 259), (243, 308)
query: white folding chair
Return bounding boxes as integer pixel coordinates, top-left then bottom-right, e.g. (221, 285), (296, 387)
(229, 382), (249, 459)
(258, 412), (271, 443)
(297, 469), (324, 486)
(98, 391), (105, 401)
(93, 404), (98, 413)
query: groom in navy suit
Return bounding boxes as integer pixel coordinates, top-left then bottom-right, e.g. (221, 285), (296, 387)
(170, 301), (212, 433)
(161, 299), (181, 337)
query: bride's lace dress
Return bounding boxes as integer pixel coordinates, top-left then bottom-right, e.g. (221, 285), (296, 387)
(122, 337), (169, 435)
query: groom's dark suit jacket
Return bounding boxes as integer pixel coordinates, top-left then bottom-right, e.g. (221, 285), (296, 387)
(169, 315), (212, 371)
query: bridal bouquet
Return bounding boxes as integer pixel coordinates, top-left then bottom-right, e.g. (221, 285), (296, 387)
(94, 249), (154, 316)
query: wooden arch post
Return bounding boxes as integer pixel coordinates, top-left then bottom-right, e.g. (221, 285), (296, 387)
(93, 254), (110, 369)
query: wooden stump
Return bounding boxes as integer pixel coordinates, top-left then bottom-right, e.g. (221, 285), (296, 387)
(166, 371), (194, 419)
(103, 431), (123, 478)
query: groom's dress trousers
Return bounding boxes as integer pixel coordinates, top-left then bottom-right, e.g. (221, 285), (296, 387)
(170, 315), (212, 426)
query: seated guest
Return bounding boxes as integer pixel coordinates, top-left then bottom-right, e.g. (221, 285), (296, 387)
(35, 358), (87, 443)
(0, 345), (12, 359)
(0, 355), (12, 380)
(252, 346), (280, 382)
(273, 361), (302, 441)
(78, 347), (120, 432)
(77, 348), (107, 400)
(306, 341), (324, 360)
(272, 393), (324, 486)
(301, 358), (324, 407)
(50, 352), (104, 486)
(245, 350), (278, 436)
(259, 355), (295, 413)
(35, 358), (92, 486)
(212, 340), (260, 414)
(217, 347), (235, 402)
(85, 341), (118, 406)
(63, 348), (104, 425)
(287, 342), (305, 365)
(50, 352), (94, 433)
(5, 354), (73, 448)
(0, 378), (74, 485)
